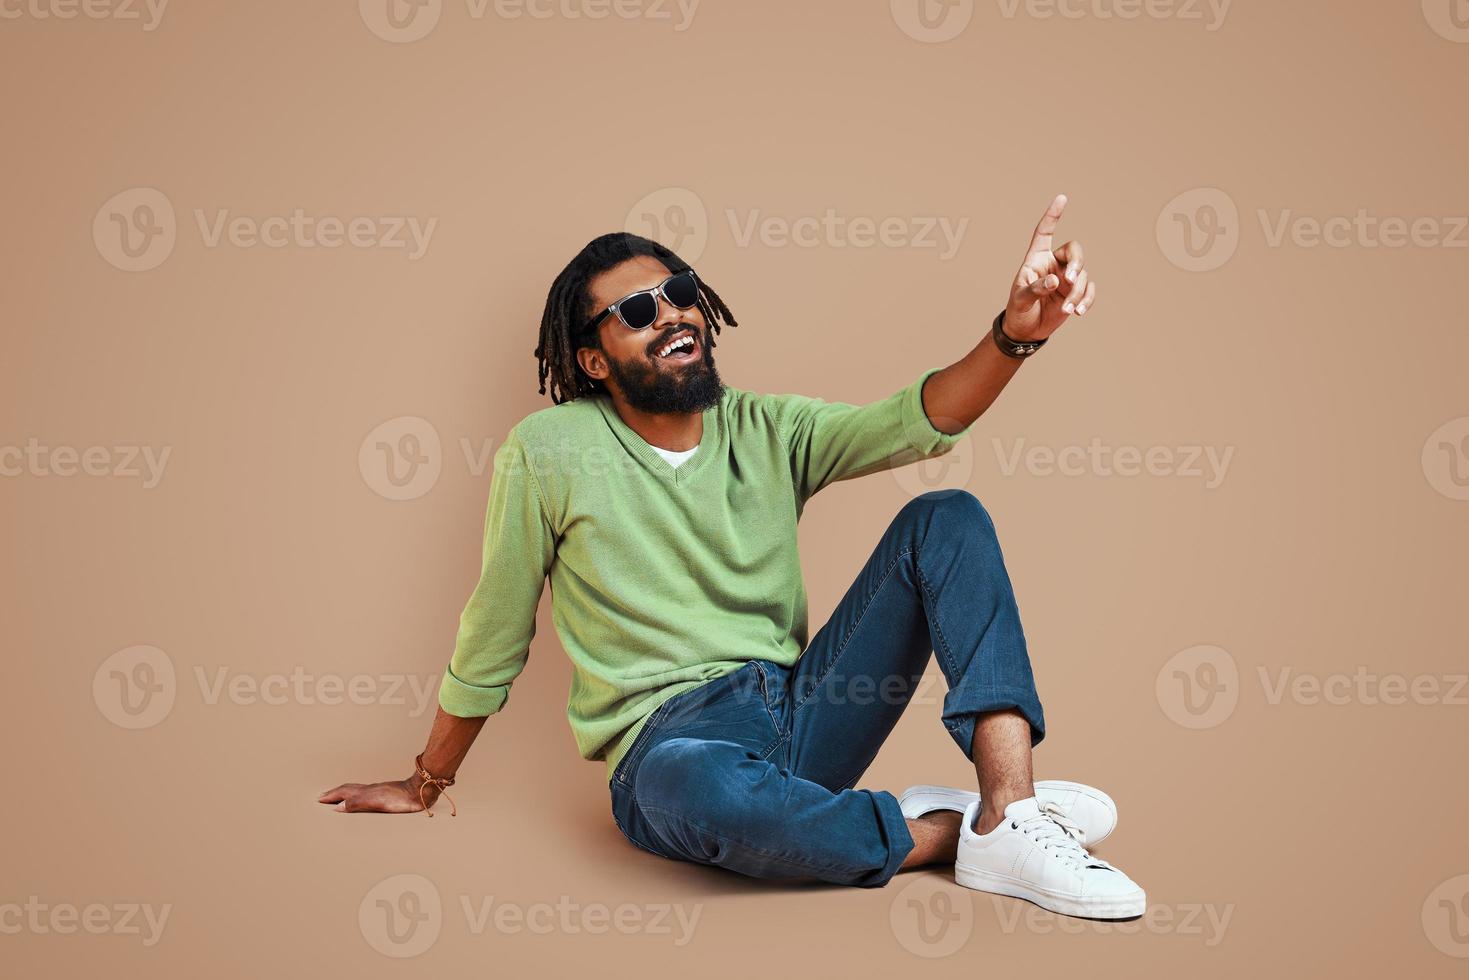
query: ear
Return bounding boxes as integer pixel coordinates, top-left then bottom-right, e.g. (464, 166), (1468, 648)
(576, 343), (609, 383)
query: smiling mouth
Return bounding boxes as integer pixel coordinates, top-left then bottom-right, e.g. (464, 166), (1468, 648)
(653, 331), (699, 363)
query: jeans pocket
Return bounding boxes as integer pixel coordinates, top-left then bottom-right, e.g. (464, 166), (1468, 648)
(747, 660), (789, 746)
(609, 780), (671, 859)
(611, 695), (680, 787)
(751, 660), (770, 701)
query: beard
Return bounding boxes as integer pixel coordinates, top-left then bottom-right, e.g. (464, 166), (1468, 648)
(605, 331), (725, 415)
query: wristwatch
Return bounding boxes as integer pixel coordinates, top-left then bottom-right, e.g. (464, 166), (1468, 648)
(991, 310), (1047, 359)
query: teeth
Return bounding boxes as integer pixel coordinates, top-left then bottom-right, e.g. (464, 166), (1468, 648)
(658, 335), (694, 357)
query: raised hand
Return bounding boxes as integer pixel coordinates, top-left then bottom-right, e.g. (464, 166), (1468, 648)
(1004, 194), (1097, 342)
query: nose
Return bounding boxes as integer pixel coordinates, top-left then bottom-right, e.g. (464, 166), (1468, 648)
(653, 293), (689, 329)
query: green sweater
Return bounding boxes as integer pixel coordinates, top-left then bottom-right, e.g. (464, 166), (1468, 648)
(438, 368), (969, 779)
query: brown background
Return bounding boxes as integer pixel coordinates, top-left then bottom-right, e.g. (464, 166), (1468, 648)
(4, 0), (1467, 976)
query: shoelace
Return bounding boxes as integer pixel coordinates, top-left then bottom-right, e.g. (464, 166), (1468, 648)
(1038, 801), (1087, 844)
(1016, 804), (1111, 872)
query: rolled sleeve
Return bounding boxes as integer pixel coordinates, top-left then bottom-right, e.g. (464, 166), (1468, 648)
(901, 366), (971, 457)
(438, 664), (511, 718)
(437, 431), (555, 719)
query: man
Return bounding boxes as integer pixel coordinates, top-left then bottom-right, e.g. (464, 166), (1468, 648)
(321, 195), (1145, 920)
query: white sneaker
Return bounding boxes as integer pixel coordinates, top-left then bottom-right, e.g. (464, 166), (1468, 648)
(955, 797), (1146, 920)
(898, 780), (1118, 847)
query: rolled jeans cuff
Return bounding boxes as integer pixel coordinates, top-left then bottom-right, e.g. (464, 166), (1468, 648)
(865, 789), (917, 888)
(943, 684), (1047, 761)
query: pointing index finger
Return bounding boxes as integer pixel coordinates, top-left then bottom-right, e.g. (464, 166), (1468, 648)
(1029, 193), (1068, 253)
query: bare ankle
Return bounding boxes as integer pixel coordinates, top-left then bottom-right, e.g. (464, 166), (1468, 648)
(901, 812), (961, 868)
(973, 804), (1004, 836)
(972, 786), (1033, 835)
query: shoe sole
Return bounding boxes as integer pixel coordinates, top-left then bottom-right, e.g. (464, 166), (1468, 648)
(954, 862), (1147, 920)
(899, 780), (1118, 847)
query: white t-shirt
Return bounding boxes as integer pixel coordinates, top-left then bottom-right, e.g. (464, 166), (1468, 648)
(651, 445), (699, 469)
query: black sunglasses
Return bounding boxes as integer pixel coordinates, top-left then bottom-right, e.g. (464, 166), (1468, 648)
(584, 269), (700, 334)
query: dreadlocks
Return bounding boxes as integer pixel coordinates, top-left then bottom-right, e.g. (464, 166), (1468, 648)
(535, 233), (738, 405)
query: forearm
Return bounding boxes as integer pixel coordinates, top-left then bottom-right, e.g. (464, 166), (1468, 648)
(413, 706), (488, 784)
(921, 329), (1025, 435)
(320, 705), (490, 814)
(920, 194), (1098, 436)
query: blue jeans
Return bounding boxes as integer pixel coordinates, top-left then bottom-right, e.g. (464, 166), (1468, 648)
(608, 490), (1045, 888)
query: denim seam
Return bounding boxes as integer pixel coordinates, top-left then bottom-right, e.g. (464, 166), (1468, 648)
(635, 802), (885, 879)
(611, 801), (676, 860)
(749, 661), (784, 742)
(612, 696), (678, 788)
(911, 545), (962, 680)
(791, 545), (915, 718)
(609, 784), (664, 857)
